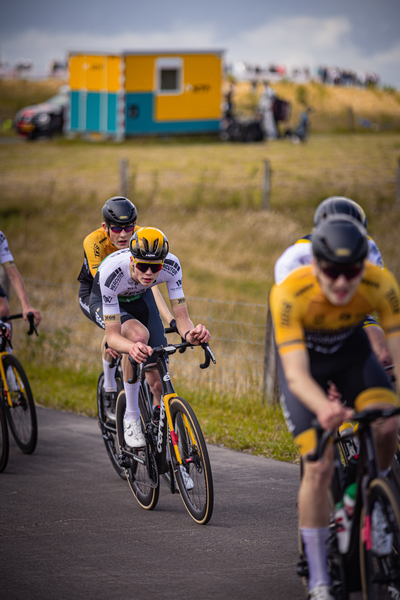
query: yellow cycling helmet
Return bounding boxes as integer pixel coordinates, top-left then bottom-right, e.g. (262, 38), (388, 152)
(129, 227), (169, 262)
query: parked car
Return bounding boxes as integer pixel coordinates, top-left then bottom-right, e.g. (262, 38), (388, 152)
(14, 85), (69, 140)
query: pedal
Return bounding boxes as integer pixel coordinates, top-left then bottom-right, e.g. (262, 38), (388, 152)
(117, 454), (130, 468)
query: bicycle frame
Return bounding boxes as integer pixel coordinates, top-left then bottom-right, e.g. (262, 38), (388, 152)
(0, 313), (38, 406)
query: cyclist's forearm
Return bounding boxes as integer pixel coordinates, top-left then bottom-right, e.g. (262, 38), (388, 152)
(152, 286), (173, 324)
(386, 336), (400, 393)
(5, 265), (32, 311)
(171, 305), (194, 339)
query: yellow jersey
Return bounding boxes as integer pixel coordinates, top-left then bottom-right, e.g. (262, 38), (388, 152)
(270, 262), (400, 356)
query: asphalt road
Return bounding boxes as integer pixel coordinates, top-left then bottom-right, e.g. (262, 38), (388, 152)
(0, 406), (305, 600)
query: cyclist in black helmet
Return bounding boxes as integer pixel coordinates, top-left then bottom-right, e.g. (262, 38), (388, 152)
(77, 197), (173, 408)
(274, 196), (391, 371)
(270, 214), (400, 600)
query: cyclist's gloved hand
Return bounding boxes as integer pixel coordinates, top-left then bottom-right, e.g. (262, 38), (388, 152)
(185, 325), (211, 345)
(129, 341), (153, 364)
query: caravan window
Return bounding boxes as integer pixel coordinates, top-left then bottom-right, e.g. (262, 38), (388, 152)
(156, 58), (183, 94)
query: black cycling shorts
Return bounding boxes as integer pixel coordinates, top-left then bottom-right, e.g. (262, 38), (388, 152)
(277, 325), (396, 453)
(89, 288), (167, 360)
(78, 280), (92, 320)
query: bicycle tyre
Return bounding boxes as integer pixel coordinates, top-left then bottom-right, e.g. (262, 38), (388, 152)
(169, 396), (213, 525)
(97, 370), (126, 480)
(2, 354), (37, 454)
(360, 478), (400, 599)
(0, 394), (9, 473)
(116, 389), (159, 511)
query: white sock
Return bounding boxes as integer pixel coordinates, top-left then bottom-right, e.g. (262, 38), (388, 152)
(301, 527), (331, 591)
(124, 381), (140, 421)
(102, 358), (117, 392)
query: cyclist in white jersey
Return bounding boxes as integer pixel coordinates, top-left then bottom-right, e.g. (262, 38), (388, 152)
(0, 230), (41, 336)
(274, 197), (390, 368)
(90, 227), (210, 448)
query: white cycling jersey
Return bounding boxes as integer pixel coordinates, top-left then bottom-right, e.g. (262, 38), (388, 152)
(93, 248), (184, 319)
(274, 236), (384, 284)
(0, 231), (14, 266)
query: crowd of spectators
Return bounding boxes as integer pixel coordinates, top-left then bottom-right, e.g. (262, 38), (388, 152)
(227, 61), (380, 89)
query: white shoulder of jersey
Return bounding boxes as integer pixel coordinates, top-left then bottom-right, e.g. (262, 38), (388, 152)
(274, 242), (313, 284)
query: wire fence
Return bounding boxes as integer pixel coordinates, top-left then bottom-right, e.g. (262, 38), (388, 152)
(9, 279), (270, 398)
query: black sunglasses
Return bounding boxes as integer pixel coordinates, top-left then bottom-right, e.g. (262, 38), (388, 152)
(319, 263), (363, 281)
(135, 262), (163, 274)
(109, 224), (135, 234)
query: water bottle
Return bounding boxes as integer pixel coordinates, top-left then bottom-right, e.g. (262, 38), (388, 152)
(334, 500), (350, 554)
(334, 482), (358, 554)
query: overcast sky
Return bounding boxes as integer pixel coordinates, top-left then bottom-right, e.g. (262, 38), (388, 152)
(1, 0), (399, 87)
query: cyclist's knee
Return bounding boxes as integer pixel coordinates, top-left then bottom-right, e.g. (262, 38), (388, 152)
(121, 319), (149, 344)
(303, 446), (334, 490)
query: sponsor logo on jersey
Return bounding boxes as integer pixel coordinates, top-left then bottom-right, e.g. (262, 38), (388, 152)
(105, 267), (124, 291)
(294, 283), (314, 297)
(386, 289), (400, 314)
(313, 314), (325, 326)
(94, 244), (100, 258)
(102, 295), (112, 304)
(362, 278), (379, 289)
(104, 314), (119, 322)
(163, 258), (180, 276)
(281, 302), (292, 326)
(339, 313), (351, 321)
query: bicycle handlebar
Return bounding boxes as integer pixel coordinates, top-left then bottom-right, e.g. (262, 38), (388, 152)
(2, 312), (39, 336)
(127, 340), (216, 384)
(307, 406), (400, 462)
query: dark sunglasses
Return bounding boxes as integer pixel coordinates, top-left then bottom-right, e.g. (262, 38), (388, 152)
(319, 263), (363, 281)
(135, 261), (163, 274)
(109, 224), (135, 234)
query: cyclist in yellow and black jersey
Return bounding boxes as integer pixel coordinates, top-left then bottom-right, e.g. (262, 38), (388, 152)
(77, 196), (173, 407)
(270, 214), (400, 600)
(274, 196), (390, 370)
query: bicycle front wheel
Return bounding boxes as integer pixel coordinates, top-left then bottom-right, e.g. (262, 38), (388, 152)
(169, 396), (213, 525)
(2, 354), (37, 454)
(360, 478), (400, 599)
(116, 389), (159, 511)
(0, 395), (9, 473)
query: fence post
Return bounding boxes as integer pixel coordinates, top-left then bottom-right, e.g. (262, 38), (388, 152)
(262, 302), (278, 405)
(120, 158), (129, 198)
(263, 160), (270, 211)
(397, 158), (400, 207)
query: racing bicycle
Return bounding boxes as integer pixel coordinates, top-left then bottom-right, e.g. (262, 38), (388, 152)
(115, 328), (216, 525)
(0, 313), (39, 473)
(298, 406), (400, 600)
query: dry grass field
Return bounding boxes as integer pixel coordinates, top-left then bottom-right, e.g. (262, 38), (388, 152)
(1, 131), (400, 304)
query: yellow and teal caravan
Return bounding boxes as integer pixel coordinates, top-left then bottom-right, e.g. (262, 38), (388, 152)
(67, 50), (224, 139)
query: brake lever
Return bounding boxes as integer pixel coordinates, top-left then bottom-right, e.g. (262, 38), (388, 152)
(27, 312), (39, 336)
(199, 344), (216, 369)
(128, 355), (140, 383)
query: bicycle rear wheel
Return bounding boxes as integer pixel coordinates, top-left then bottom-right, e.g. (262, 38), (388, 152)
(360, 478), (400, 599)
(0, 394), (9, 473)
(97, 368), (126, 480)
(2, 354), (37, 454)
(116, 389), (159, 510)
(169, 396), (213, 525)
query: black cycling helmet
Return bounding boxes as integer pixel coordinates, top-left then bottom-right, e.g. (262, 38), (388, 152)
(312, 215), (368, 264)
(129, 227), (169, 262)
(314, 196), (367, 229)
(102, 196), (137, 227)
